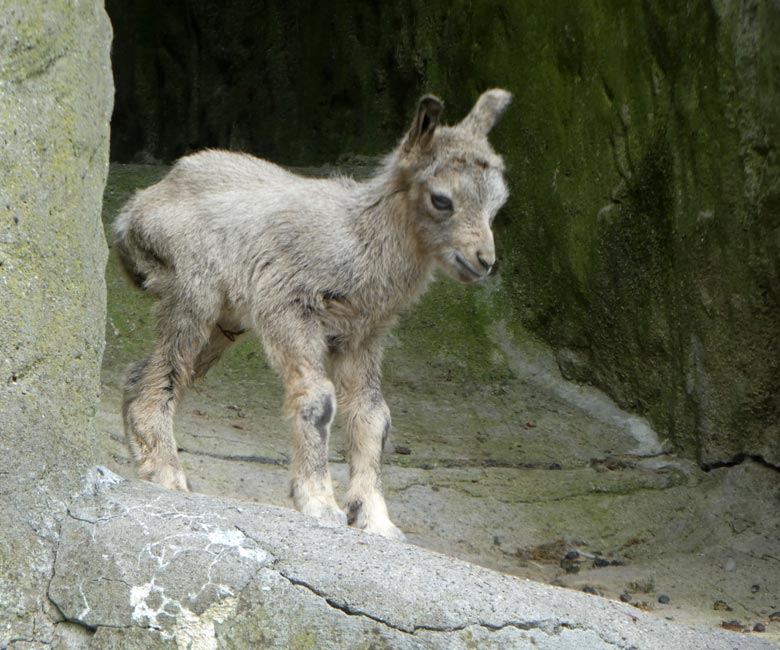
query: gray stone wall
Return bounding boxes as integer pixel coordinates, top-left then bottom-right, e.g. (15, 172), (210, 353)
(0, 1), (113, 644)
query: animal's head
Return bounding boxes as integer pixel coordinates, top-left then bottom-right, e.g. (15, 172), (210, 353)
(397, 89), (511, 283)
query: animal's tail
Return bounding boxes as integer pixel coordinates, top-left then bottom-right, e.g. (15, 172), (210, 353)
(112, 194), (165, 293)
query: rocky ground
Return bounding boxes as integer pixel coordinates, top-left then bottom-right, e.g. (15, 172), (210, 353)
(97, 164), (780, 643)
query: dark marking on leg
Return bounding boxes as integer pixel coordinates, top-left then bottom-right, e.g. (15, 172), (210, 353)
(163, 367), (178, 403)
(315, 396), (334, 442)
(368, 386), (383, 406)
(381, 418), (391, 452)
(303, 394), (334, 443)
(126, 358), (150, 389)
(347, 500), (363, 526)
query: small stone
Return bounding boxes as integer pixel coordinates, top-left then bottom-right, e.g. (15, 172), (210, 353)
(565, 550), (580, 560)
(768, 611), (780, 622)
(750, 584), (760, 593)
(713, 600), (733, 612)
(620, 592), (632, 603)
(394, 445), (411, 455)
(593, 557), (610, 568)
(720, 620), (744, 632)
(226, 404), (246, 418)
(658, 595), (670, 604)
(582, 585), (598, 595)
(753, 622), (765, 633)
(559, 558), (580, 574)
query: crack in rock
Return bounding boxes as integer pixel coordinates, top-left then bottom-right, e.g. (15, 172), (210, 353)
(275, 569), (619, 646)
(278, 570), (417, 634)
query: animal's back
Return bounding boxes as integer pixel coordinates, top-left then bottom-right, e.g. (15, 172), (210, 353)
(113, 149), (358, 304)
(167, 149), (298, 192)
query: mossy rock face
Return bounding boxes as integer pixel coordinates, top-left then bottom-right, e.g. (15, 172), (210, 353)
(107, 1), (780, 465)
(0, 0), (113, 645)
(495, 2), (780, 467)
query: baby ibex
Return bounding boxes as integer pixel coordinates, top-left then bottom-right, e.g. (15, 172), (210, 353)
(114, 89), (511, 539)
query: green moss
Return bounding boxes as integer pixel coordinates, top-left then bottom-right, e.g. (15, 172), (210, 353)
(392, 279), (513, 384)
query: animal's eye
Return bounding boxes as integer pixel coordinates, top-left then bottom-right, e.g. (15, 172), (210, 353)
(430, 192), (454, 212)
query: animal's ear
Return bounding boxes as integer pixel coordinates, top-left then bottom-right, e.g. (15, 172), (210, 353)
(459, 88), (512, 136)
(403, 95), (444, 153)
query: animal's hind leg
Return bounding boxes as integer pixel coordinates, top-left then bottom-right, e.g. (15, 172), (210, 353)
(123, 299), (215, 491)
(260, 315), (346, 527)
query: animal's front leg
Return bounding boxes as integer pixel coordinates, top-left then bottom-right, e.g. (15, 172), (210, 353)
(343, 391), (404, 540)
(287, 375), (347, 527)
(262, 316), (346, 527)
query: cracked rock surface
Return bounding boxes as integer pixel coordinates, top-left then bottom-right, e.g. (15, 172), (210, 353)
(47, 472), (775, 649)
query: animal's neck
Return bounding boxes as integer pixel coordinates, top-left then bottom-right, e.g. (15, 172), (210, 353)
(350, 167), (433, 309)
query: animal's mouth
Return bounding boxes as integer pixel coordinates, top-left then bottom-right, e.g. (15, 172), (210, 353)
(453, 253), (485, 282)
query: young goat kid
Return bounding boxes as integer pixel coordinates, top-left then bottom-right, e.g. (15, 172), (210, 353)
(114, 89), (511, 539)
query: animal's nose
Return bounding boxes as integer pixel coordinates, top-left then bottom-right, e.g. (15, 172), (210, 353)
(476, 251), (495, 273)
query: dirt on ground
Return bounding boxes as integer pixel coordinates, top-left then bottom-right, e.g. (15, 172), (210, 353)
(98, 164), (780, 642)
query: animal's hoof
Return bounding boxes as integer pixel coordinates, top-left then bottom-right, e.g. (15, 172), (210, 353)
(300, 498), (348, 527)
(141, 463), (191, 492)
(363, 519), (406, 541)
(317, 507), (349, 528)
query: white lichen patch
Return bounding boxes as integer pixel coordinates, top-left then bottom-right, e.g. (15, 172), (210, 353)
(205, 526), (271, 565)
(173, 597), (238, 650)
(130, 581), (175, 631)
(82, 465), (124, 496)
(130, 580), (238, 649)
(205, 528), (244, 547)
(127, 525), (270, 636)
